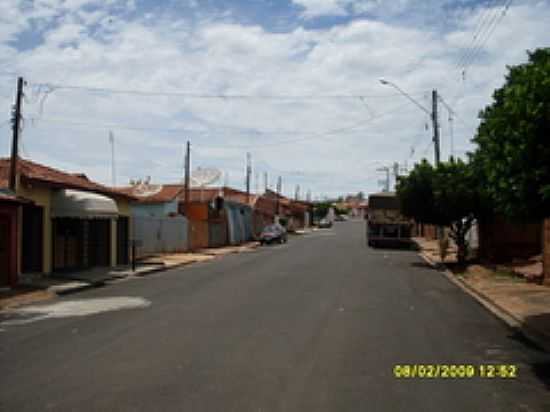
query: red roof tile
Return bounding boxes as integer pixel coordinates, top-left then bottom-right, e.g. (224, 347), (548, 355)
(0, 157), (134, 200)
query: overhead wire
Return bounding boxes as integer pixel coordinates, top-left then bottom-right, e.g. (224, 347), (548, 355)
(456, 0), (504, 70)
(26, 100), (417, 151)
(27, 81), (426, 100)
(461, 0), (513, 74)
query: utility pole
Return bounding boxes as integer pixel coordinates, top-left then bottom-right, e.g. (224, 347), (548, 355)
(432, 89), (441, 166)
(184, 141), (190, 213)
(245, 152), (251, 203)
(393, 162), (399, 190)
(264, 172), (268, 193)
(276, 176), (282, 216)
(9, 77), (24, 191)
(376, 166), (390, 192)
(432, 90), (444, 241)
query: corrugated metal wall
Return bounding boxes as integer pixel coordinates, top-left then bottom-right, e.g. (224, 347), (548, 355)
(208, 220), (227, 248)
(225, 202), (253, 245)
(132, 216), (188, 258)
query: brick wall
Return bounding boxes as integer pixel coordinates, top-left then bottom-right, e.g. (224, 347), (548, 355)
(478, 216), (542, 263)
(544, 218), (550, 283)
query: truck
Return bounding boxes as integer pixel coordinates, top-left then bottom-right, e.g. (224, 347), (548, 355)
(367, 192), (413, 248)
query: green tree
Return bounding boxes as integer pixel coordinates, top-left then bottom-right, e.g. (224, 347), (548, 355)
(313, 201), (331, 219)
(472, 48), (550, 219)
(398, 159), (482, 265)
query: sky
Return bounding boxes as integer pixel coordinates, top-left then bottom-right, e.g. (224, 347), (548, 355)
(0, 0), (549, 199)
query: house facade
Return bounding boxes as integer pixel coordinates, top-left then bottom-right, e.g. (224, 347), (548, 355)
(180, 187), (259, 249)
(116, 183), (189, 257)
(0, 158), (134, 285)
(0, 192), (26, 287)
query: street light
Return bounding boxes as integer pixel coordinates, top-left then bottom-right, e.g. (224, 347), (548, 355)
(380, 78), (444, 240)
(379, 78), (440, 165)
(379, 78), (431, 116)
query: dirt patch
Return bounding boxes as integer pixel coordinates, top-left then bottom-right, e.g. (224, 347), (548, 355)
(0, 289), (55, 310)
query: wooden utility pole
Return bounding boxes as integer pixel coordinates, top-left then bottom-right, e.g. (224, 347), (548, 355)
(432, 89), (441, 166)
(245, 152), (251, 202)
(9, 77), (24, 191)
(276, 176), (282, 215)
(184, 141), (191, 213)
(263, 172), (268, 193)
(432, 90), (444, 240)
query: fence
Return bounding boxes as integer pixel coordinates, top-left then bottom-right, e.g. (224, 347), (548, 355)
(132, 215), (188, 259)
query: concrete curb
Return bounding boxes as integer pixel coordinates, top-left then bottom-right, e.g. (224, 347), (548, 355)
(51, 282), (102, 296)
(418, 251), (550, 352)
(14, 243), (263, 304)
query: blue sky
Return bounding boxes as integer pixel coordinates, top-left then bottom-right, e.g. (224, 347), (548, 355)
(1, 0), (549, 198)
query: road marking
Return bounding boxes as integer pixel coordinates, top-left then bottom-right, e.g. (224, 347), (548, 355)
(0, 297), (151, 327)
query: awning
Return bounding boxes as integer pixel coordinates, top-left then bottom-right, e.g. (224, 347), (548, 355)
(51, 189), (118, 218)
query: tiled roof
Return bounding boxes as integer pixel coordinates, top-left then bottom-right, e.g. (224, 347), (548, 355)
(115, 184), (184, 204)
(186, 187), (223, 202)
(0, 157), (134, 200)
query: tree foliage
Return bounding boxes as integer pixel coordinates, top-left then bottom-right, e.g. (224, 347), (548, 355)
(472, 48), (550, 219)
(313, 201), (331, 219)
(397, 159), (482, 264)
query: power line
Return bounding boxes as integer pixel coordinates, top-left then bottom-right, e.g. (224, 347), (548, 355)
(28, 101), (417, 151)
(28, 81), (426, 100)
(196, 101), (417, 150)
(456, 0), (504, 69)
(461, 0), (513, 74)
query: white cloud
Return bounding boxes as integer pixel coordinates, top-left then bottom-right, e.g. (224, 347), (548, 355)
(292, 0), (417, 19)
(0, 0), (549, 197)
(292, 0), (349, 18)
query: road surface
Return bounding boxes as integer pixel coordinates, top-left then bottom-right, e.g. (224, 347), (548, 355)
(1, 222), (549, 411)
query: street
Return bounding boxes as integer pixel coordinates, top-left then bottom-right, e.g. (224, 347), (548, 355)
(1, 221), (549, 412)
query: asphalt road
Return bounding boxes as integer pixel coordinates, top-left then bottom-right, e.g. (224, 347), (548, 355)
(1, 221), (549, 411)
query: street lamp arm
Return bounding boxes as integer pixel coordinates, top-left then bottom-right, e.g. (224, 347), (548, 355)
(378, 79), (431, 117)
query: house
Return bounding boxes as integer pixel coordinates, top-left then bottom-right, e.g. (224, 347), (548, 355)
(115, 182), (189, 258)
(118, 183), (184, 218)
(179, 187), (257, 250)
(263, 189), (311, 231)
(0, 192), (28, 287)
(249, 194), (277, 238)
(0, 157), (135, 285)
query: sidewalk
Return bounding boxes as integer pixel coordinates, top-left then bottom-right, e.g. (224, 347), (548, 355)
(413, 237), (550, 351)
(1, 242), (261, 310)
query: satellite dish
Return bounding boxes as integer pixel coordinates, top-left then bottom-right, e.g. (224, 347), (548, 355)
(133, 182), (163, 197)
(190, 167), (221, 187)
